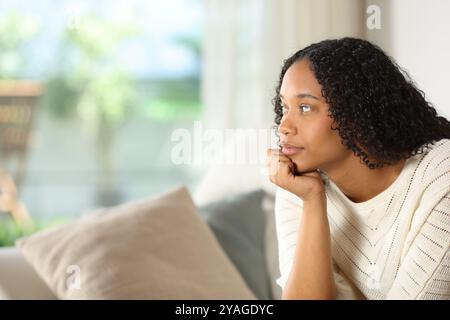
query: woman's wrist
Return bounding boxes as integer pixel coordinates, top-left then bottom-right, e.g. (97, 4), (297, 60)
(302, 190), (326, 206)
(301, 191), (328, 221)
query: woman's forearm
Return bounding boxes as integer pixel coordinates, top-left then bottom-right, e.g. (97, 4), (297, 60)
(282, 192), (336, 300)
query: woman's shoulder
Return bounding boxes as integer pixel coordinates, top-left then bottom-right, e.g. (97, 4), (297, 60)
(409, 138), (450, 193)
(415, 138), (450, 176)
(421, 138), (450, 157)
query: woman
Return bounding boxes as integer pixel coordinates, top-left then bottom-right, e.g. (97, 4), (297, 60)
(267, 37), (450, 300)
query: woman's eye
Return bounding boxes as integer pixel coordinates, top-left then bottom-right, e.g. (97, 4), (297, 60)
(300, 104), (311, 113)
(281, 103), (311, 115)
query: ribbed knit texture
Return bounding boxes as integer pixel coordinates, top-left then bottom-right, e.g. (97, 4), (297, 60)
(275, 138), (450, 299)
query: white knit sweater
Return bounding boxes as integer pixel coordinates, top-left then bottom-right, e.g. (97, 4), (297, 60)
(275, 138), (450, 299)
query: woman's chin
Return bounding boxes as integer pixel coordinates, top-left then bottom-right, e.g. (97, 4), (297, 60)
(291, 161), (305, 175)
(292, 160), (317, 175)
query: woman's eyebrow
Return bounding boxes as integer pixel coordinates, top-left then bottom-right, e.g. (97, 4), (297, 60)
(279, 93), (320, 101)
(296, 93), (320, 101)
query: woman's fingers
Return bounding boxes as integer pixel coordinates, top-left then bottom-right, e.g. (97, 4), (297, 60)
(267, 149), (291, 164)
(266, 148), (326, 201)
(267, 148), (295, 186)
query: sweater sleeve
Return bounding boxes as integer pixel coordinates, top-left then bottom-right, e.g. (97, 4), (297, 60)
(386, 189), (450, 299)
(274, 187), (302, 290)
(274, 186), (364, 299)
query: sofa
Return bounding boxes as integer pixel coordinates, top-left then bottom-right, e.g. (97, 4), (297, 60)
(0, 136), (282, 300)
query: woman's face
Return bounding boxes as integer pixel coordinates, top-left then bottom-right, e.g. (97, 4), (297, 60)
(278, 58), (352, 174)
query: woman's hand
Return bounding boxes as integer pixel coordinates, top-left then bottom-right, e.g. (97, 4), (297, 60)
(267, 148), (326, 202)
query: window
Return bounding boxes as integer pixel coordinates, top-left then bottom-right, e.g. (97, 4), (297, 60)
(0, 0), (204, 228)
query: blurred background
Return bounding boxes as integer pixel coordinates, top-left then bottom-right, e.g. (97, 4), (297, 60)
(1, 0), (449, 245)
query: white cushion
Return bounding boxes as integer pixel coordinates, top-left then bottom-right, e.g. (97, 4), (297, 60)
(194, 131), (277, 205)
(193, 133), (281, 299)
(0, 247), (56, 299)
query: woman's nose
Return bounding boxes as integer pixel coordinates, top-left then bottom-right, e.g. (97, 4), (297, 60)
(278, 113), (297, 136)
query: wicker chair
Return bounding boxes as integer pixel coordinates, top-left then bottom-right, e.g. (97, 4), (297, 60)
(0, 80), (43, 229)
(0, 80), (43, 190)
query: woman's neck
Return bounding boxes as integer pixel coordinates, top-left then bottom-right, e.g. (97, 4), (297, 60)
(323, 157), (407, 203)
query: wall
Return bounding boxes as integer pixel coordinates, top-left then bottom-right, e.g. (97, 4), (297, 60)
(366, 0), (450, 119)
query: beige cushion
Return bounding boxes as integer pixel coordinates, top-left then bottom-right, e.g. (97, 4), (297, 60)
(15, 185), (256, 300)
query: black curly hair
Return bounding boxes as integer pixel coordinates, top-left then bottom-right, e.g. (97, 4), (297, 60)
(273, 37), (450, 170)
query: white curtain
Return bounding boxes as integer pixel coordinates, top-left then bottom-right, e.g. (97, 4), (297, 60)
(201, 0), (366, 131)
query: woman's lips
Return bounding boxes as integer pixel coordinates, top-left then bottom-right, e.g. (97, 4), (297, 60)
(281, 145), (304, 155)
